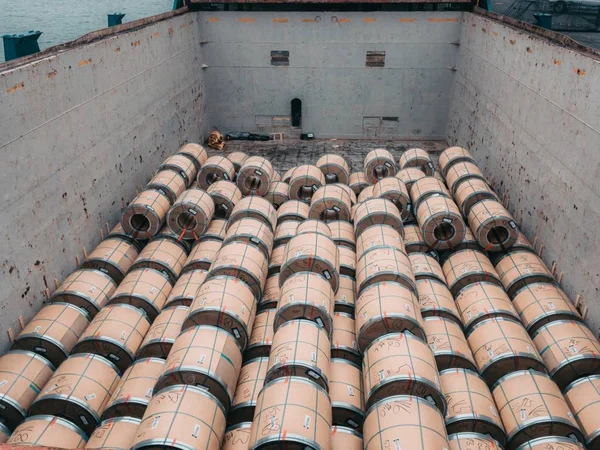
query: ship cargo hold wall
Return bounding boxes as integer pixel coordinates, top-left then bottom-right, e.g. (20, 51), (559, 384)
(199, 11), (462, 140)
(0, 11), (206, 349)
(447, 12), (600, 333)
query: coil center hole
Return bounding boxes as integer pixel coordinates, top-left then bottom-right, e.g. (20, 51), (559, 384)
(177, 212), (198, 230)
(374, 165), (390, 180)
(206, 172), (220, 186)
(434, 222), (455, 242)
(392, 199), (405, 215)
(245, 176), (262, 192)
(320, 209), (340, 221)
(130, 214), (150, 232)
(214, 204), (229, 219)
(487, 226), (510, 245)
(325, 173), (339, 184)
(297, 185), (314, 201)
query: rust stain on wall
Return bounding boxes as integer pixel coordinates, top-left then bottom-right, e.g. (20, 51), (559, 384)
(168, 27), (174, 36)
(337, 18), (351, 23)
(301, 18), (317, 22)
(131, 40), (141, 47)
(114, 47), (121, 53)
(239, 18), (256, 23)
(152, 32), (160, 37)
(428, 18), (458, 22)
(553, 59), (561, 66)
(509, 39), (516, 45)
(208, 17), (219, 23)
(78, 59), (92, 66)
(574, 68), (586, 76)
(5, 82), (24, 94)
(47, 70), (57, 79)
(363, 18), (376, 23)
(399, 18), (416, 23)
(273, 18), (288, 23)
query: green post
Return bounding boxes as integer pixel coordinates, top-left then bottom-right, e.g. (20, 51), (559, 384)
(108, 13), (126, 27)
(2, 31), (42, 61)
(173, 0), (184, 9)
(534, 13), (553, 29)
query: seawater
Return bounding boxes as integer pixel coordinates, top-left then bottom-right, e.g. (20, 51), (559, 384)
(1, 0), (172, 62)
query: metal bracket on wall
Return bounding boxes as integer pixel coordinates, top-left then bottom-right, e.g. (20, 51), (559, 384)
(532, 234), (545, 258)
(575, 294), (588, 320)
(502, 192), (510, 209)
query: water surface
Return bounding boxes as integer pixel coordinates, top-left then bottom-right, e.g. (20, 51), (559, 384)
(1, 0), (172, 62)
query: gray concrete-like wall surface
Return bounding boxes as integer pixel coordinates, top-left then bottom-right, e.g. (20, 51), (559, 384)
(447, 14), (600, 335)
(0, 13), (205, 350)
(199, 11), (462, 139)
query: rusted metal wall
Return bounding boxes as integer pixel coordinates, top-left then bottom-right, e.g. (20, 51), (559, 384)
(0, 12), (205, 350)
(447, 12), (600, 336)
(199, 11), (462, 139)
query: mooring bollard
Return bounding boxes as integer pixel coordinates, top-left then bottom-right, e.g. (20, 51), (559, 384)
(108, 13), (126, 27)
(2, 30), (42, 61)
